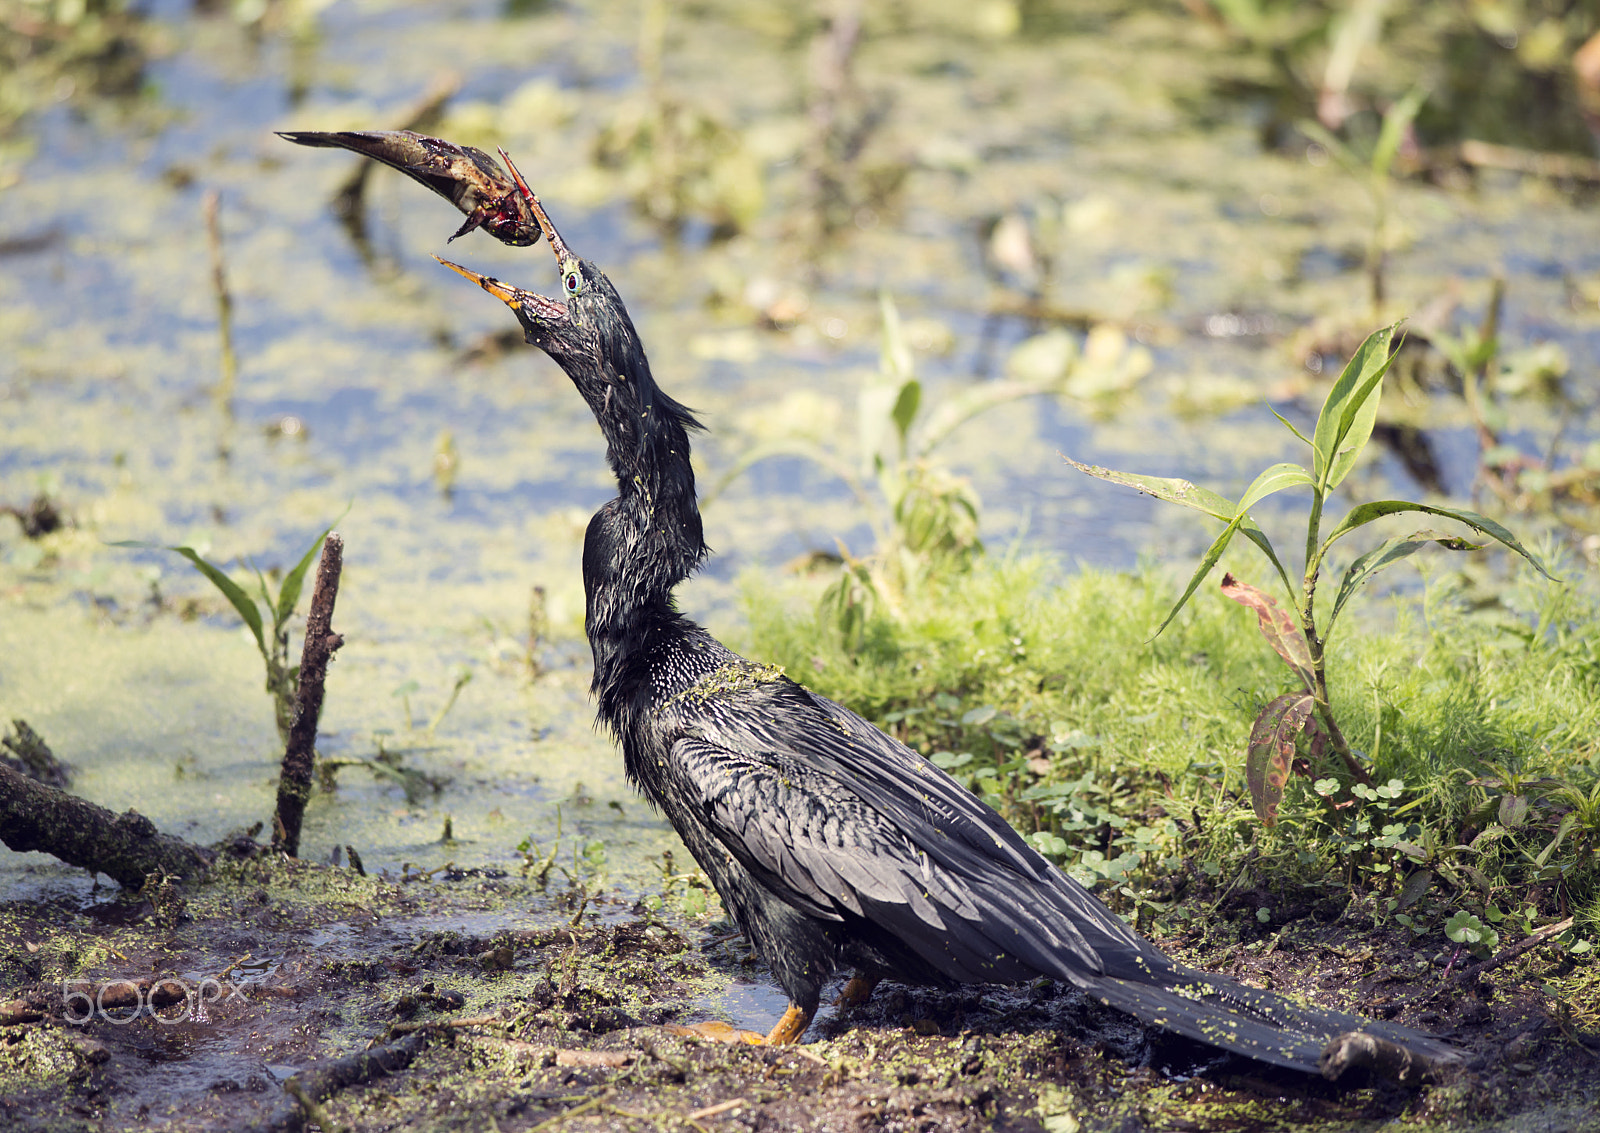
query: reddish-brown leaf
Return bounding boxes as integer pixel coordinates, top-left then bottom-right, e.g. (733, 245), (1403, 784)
(1245, 691), (1316, 826)
(1220, 573), (1315, 692)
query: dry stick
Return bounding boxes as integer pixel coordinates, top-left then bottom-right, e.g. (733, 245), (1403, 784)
(249, 1031), (430, 1133)
(1458, 139), (1600, 184)
(804, 0), (863, 243)
(1410, 916), (1578, 1010)
(1451, 916), (1576, 988)
(0, 762), (213, 888)
(272, 534), (345, 857)
(203, 190), (237, 406)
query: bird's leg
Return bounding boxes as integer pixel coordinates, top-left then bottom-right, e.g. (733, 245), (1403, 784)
(765, 1003), (813, 1044)
(833, 973), (879, 1011)
(664, 1003), (814, 1046)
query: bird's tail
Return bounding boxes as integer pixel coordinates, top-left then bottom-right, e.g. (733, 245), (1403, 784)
(1084, 964), (1463, 1080)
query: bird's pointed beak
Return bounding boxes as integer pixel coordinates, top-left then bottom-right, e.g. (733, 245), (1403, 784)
(497, 147), (572, 265)
(435, 256), (525, 309)
(435, 257), (570, 321)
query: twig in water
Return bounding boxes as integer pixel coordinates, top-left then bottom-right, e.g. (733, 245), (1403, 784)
(203, 190), (237, 406)
(272, 533), (346, 857)
(247, 1031), (430, 1133)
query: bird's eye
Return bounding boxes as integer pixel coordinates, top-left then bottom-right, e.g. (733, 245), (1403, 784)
(563, 267), (583, 296)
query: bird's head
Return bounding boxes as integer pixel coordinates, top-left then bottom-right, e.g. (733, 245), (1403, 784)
(436, 148), (701, 503)
(435, 148), (695, 463)
(435, 156), (608, 369)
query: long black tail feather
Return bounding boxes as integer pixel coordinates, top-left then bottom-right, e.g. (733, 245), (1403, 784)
(1084, 966), (1463, 1079)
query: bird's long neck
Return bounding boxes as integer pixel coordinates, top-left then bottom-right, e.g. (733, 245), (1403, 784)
(566, 307), (707, 727)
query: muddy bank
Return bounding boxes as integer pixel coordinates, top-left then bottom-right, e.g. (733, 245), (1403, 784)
(0, 856), (1593, 1132)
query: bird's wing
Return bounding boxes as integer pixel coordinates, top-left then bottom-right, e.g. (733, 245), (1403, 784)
(670, 679), (1150, 983)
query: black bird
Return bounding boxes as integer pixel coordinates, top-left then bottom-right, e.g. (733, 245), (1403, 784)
(285, 133), (1461, 1082)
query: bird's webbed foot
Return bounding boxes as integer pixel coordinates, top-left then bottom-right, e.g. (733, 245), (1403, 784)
(665, 1004), (813, 1045)
(833, 974), (879, 1011)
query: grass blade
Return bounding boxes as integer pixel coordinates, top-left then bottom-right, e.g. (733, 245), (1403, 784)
(173, 547), (267, 655)
(276, 523), (339, 627)
(1310, 324), (1399, 492)
(1321, 500), (1555, 579)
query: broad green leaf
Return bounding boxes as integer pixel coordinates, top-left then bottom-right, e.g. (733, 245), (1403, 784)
(1326, 529), (1482, 635)
(276, 522), (341, 627)
(1321, 500), (1554, 579)
(1245, 691), (1315, 827)
(173, 548), (267, 656)
(1311, 324), (1399, 492)
(1220, 573), (1314, 691)
(1236, 462), (1315, 510)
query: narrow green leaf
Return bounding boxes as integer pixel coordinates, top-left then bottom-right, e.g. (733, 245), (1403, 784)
(1372, 87), (1428, 179)
(890, 379), (921, 449)
(1154, 515), (1245, 637)
(1326, 529), (1483, 635)
(1321, 500), (1554, 579)
(1296, 119), (1362, 178)
(1245, 692), (1315, 827)
(1063, 458), (1237, 522)
(1311, 324), (1399, 492)
(878, 290), (913, 381)
(172, 547), (267, 656)
(1067, 457), (1303, 632)
(276, 524), (338, 627)
(1269, 405), (1314, 448)
(1237, 462), (1316, 510)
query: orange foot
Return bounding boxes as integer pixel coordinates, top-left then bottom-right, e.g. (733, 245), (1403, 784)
(833, 975), (879, 1011)
(666, 1004), (813, 1045)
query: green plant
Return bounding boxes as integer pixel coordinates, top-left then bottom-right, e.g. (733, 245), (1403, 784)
(1300, 86), (1427, 314)
(1069, 324), (1553, 825)
(712, 293), (1089, 649)
(115, 520), (341, 744)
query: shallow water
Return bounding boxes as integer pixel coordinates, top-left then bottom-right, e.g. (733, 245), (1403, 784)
(2, 0), (1597, 896)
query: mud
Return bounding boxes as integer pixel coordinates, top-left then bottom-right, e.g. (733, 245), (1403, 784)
(0, 853), (1594, 1132)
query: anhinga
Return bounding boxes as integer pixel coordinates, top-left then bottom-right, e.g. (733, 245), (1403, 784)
(283, 131), (1461, 1082)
